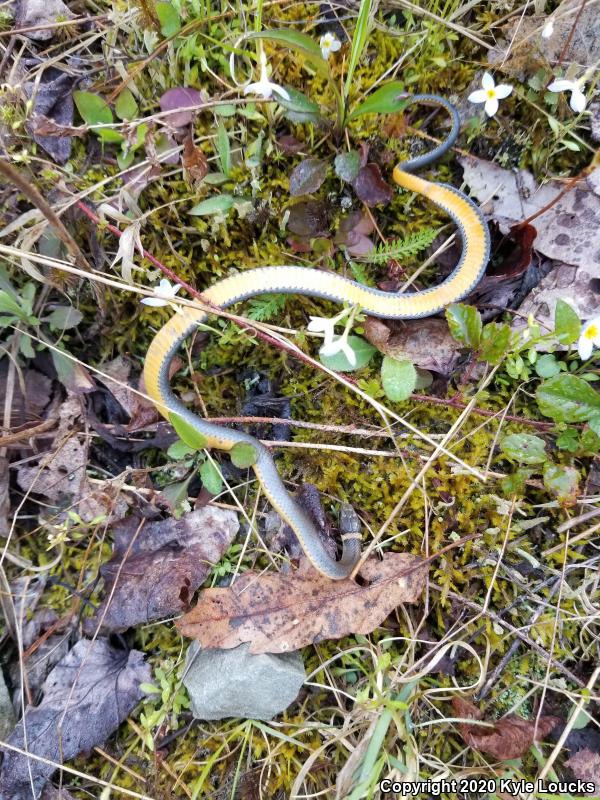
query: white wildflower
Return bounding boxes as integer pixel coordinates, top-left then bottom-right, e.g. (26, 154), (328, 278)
(141, 278), (182, 307)
(577, 315), (600, 360)
(319, 32), (341, 60)
(547, 77), (587, 113)
(468, 72), (513, 117)
(319, 332), (357, 366)
(244, 51), (290, 101)
(541, 19), (554, 38)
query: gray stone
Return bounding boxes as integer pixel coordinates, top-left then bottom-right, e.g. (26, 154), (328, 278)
(0, 669), (15, 740)
(183, 642), (306, 721)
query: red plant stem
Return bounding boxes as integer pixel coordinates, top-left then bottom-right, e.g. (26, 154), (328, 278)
(76, 200), (558, 433)
(75, 200), (348, 377)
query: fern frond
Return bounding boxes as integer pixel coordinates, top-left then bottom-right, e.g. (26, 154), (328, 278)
(247, 293), (287, 322)
(359, 227), (440, 264)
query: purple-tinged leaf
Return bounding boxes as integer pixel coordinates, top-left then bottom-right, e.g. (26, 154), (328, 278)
(159, 87), (206, 127)
(287, 200), (330, 237)
(352, 163), (393, 207)
(289, 158), (328, 196)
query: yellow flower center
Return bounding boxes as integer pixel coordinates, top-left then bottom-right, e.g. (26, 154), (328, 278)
(584, 324), (598, 339)
(486, 89), (496, 98)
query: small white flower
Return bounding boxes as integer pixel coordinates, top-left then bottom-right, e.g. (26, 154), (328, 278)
(541, 19), (554, 38)
(320, 32), (341, 60)
(468, 72), (513, 117)
(307, 308), (352, 348)
(577, 315), (600, 360)
(244, 51), (290, 101)
(307, 315), (337, 344)
(547, 78), (587, 113)
(141, 278), (182, 307)
(320, 333), (357, 366)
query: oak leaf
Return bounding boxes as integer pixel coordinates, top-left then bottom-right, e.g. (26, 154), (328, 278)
(452, 697), (559, 760)
(177, 552), (427, 654)
(84, 507), (239, 633)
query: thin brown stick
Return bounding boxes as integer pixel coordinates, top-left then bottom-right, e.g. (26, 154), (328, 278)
(557, 0), (589, 65)
(410, 394), (557, 430)
(0, 417), (58, 447)
(0, 159), (93, 276)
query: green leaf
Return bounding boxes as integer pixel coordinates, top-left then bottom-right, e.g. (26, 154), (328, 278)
(276, 87), (321, 123)
(0, 289), (26, 319)
(380, 357), (417, 402)
(556, 427), (579, 452)
(45, 306), (83, 330)
(319, 335), (376, 372)
(230, 441), (258, 468)
(344, 0), (374, 97)
(51, 350), (95, 393)
(140, 683), (161, 694)
(213, 104), (236, 117)
(588, 415), (600, 436)
(414, 367), (433, 390)
(156, 1), (181, 37)
(500, 433), (547, 465)
(535, 353), (561, 378)
(73, 91), (113, 126)
(203, 173), (229, 186)
(536, 374), (600, 422)
(115, 88), (139, 120)
(479, 322), (511, 365)
(200, 459), (223, 495)
(349, 81), (407, 120)
(96, 128), (124, 144)
(168, 413), (208, 450)
(160, 475), (192, 513)
(359, 228), (439, 264)
(579, 427), (600, 453)
(242, 30), (327, 75)
(19, 334), (35, 358)
(334, 151), (361, 183)
(189, 195), (235, 216)
(445, 303), (482, 349)
(167, 439), (196, 460)
(501, 468), (532, 497)
(543, 463), (579, 505)
(216, 122), (231, 177)
(554, 299), (580, 344)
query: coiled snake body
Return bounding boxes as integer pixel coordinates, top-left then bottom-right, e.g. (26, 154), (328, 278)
(144, 95), (490, 580)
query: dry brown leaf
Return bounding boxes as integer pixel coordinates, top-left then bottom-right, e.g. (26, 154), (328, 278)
(0, 363), (52, 427)
(364, 317), (460, 374)
(488, 0), (600, 73)
(182, 133), (209, 183)
(177, 552), (427, 655)
(16, 395), (128, 522)
(565, 748), (600, 793)
(84, 506), (239, 633)
(514, 261), (600, 340)
(460, 157), (600, 274)
(452, 697), (560, 761)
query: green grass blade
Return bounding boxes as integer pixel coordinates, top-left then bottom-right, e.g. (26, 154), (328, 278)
(344, 0), (376, 98)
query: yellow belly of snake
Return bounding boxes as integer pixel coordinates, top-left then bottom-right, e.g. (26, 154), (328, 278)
(143, 95), (490, 580)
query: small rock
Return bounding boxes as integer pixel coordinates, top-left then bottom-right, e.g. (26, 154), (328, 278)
(183, 642), (306, 721)
(0, 670), (15, 740)
(15, 0), (75, 40)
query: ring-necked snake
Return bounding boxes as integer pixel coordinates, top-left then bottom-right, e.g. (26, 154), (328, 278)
(144, 94), (490, 580)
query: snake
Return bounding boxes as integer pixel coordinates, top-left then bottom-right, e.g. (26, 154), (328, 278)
(144, 94), (490, 580)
